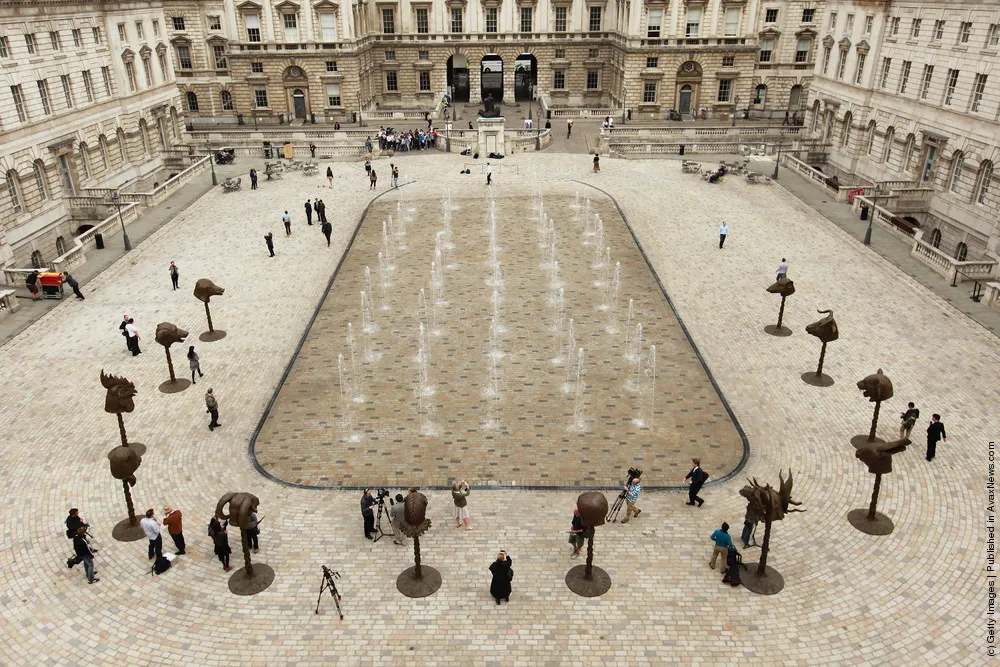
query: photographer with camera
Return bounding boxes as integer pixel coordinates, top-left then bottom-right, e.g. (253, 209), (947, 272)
(452, 480), (472, 531)
(361, 489), (376, 540)
(621, 473), (642, 523)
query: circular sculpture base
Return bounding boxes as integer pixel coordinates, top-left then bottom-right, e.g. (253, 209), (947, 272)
(112, 518), (146, 542)
(742, 564), (785, 595)
(801, 372), (835, 387)
(127, 442), (147, 457)
(848, 508), (895, 535)
(850, 434), (886, 449)
(565, 564), (612, 597)
(199, 329), (227, 342)
(158, 378), (191, 394)
(228, 563), (275, 595)
(396, 565), (442, 598)
(764, 325), (793, 337)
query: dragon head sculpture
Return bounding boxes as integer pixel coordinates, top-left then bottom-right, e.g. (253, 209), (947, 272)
(740, 469), (805, 525)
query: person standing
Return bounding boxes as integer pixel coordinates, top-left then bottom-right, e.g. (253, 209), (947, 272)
(392, 165), (399, 188)
(25, 270), (41, 300)
(364, 158), (372, 177)
(452, 480), (472, 530)
(740, 507), (756, 548)
(718, 222), (729, 249)
(567, 118), (573, 138)
(709, 522), (734, 569)
(782, 111), (790, 126)
(119, 314), (131, 350)
(205, 388), (220, 431)
(304, 200), (313, 226)
(489, 551), (513, 604)
(317, 199), (327, 224)
(125, 318), (141, 356)
(162, 506), (185, 555)
(621, 475), (642, 523)
(361, 488), (376, 540)
(73, 526), (99, 584)
(169, 261), (180, 290)
(683, 458), (709, 506)
(321, 219), (333, 247)
(899, 402), (920, 439)
(926, 413), (947, 461)
(250, 168), (258, 190)
(369, 168), (377, 190)
(282, 210), (292, 236)
(593, 155), (600, 172)
(208, 515), (232, 571)
(776, 258), (789, 280)
(326, 166), (334, 188)
(246, 508), (260, 552)
(310, 143), (317, 159)
(187, 345), (203, 384)
(568, 506), (585, 559)
(140, 509), (162, 560)
(390, 493), (407, 546)
(264, 232), (275, 257)
(486, 163), (493, 186)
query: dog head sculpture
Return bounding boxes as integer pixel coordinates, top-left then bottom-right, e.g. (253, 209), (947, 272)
(154, 322), (189, 348)
(805, 309), (839, 343)
(193, 278), (225, 303)
(100, 370), (137, 414)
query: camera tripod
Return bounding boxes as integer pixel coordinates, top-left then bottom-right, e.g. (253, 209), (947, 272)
(315, 565), (344, 619)
(372, 496), (393, 543)
(606, 489), (627, 523)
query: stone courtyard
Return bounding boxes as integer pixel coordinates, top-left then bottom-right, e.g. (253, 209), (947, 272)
(0, 153), (993, 665)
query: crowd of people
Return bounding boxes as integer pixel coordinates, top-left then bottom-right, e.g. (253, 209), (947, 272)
(373, 126), (439, 153)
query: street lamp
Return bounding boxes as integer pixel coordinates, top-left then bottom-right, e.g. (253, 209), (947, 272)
(863, 186), (882, 246)
(732, 96), (740, 127)
(112, 192), (132, 252)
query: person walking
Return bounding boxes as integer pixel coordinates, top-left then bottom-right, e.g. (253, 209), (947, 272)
(926, 413), (946, 461)
(489, 551), (513, 604)
(264, 232), (275, 257)
(304, 200), (313, 226)
(205, 388), (220, 431)
(208, 515), (232, 572)
(282, 211), (292, 236)
(317, 199), (327, 224)
(125, 318), (141, 356)
(718, 222), (729, 249)
(776, 258), (789, 280)
(567, 118), (573, 138)
(392, 165), (399, 188)
(73, 526), (99, 584)
(390, 493), (407, 546)
(119, 314), (131, 350)
(140, 509), (163, 560)
(486, 163), (493, 186)
(65, 508), (90, 568)
(369, 168), (377, 190)
(162, 505), (185, 555)
(683, 458), (709, 506)
(186, 345), (203, 384)
(364, 158), (372, 177)
(250, 168), (258, 190)
(621, 475), (642, 523)
(593, 154), (600, 173)
(326, 166), (334, 188)
(169, 261), (180, 290)
(321, 219), (333, 247)
(25, 270), (41, 300)
(709, 522), (734, 569)
(360, 488), (376, 540)
(568, 506), (585, 559)
(63, 272), (85, 299)
(899, 402), (920, 439)
(452, 480), (472, 530)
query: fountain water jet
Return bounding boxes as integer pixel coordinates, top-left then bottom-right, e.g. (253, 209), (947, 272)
(346, 323), (363, 403)
(625, 324), (643, 392)
(605, 262), (622, 332)
(571, 348), (587, 431)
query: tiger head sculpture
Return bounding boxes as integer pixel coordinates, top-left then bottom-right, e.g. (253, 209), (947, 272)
(857, 368), (893, 403)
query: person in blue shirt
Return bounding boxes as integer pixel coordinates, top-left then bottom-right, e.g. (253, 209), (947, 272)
(621, 476), (642, 523)
(710, 522), (734, 569)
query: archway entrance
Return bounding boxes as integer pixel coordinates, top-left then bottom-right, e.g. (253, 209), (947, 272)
(679, 85), (693, 113)
(293, 89), (307, 118)
(675, 61), (702, 116)
(481, 54), (504, 102)
(447, 55), (470, 103)
(514, 54), (537, 102)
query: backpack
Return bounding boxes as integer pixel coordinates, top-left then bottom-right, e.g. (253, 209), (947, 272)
(152, 555), (171, 575)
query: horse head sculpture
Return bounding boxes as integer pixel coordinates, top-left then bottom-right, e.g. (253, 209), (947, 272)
(805, 309), (839, 343)
(766, 277), (796, 298)
(193, 278), (225, 303)
(100, 370), (137, 414)
(154, 322), (189, 348)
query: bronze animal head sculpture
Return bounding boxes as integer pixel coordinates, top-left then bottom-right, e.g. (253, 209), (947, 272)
(856, 438), (910, 475)
(400, 490), (432, 538)
(857, 368), (893, 403)
(577, 491), (608, 527)
(739, 469), (805, 525)
(766, 277), (796, 297)
(805, 309), (839, 343)
(154, 322), (189, 348)
(216, 492), (260, 529)
(108, 444), (142, 486)
(193, 278), (225, 303)
(100, 370), (137, 414)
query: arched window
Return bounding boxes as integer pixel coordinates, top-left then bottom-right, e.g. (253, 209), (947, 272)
(33, 160), (48, 203)
(902, 134), (915, 172)
(882, 127), (894, 164)
(789, 84), (802, 108)
(6, 171), (22, 214)
(930, 228), (942, 248)
(949, 152), (964, 193)
(866, 121), (877, 155)
(956, 242), (968, 261)
(30, 250), (43, 268)
(754, 84), (766, 105)
(811, 100), (821, 133)
(117, 128), (127, 163)
(975, 160), (994, 205)
(841, 112), (852, 148)
(98, 136), (109, 170)
(56, 236), (67, 256)
(221, 90), (233, 111)
(139, 120), (150, 156)
(78, 143), (91, 179)
(186, 91), (199, 112)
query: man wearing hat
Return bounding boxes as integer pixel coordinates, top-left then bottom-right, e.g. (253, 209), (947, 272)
(162, 505), (185, 555)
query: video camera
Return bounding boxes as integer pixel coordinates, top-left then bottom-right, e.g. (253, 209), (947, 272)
(375, 488), (392, 504)
(627, 467), (643, 482)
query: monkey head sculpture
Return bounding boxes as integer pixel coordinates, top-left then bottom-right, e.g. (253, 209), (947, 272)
(857, 368), (893, 403)
(193, 278), (225, 303)
(766, 277), (796, 298)
(577, 491), (608, 528)
(856, 438), (910, 475)
(805, 309), (839, 343)
(108, 444), (142, 487)
(216, 492), (260, 530)
(400, 490), (432, 538)
(154, 322), (189, 348)
(100, 369), (137, 414)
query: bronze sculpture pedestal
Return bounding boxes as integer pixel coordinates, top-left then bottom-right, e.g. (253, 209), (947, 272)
(199, 329), (227, 342)
(565, 564), (612, 597)
(764, 324), (792, 337)
(396, 565), (442, 598)
(800, 371), (834, 387)
(228, 563), (275, 595)
(158, 378), (191, 394)
(112, 518), (146, 542)
(741, 564), (785, 595)
(847, 508), (894, 535)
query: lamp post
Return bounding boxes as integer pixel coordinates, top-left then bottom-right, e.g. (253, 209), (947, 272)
(772, 141), (782, 180)
(732, 96), (740, 127)
(112, 192), (132, 252)
(863, 186), (881, 246)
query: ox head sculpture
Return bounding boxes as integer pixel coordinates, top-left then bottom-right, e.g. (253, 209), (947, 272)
(805, 309), (839, 343)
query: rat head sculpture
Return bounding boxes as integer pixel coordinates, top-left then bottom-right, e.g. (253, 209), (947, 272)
(193, 278), (225, 303)
(216, 492), (260, 529)
(400, 490), (432, 538)
(856, 438), (910, 475)
(577, 491), (608, 528)
(108, 444), (142, 486)
(857, 368), (893, 403)
(100, 370), (137, 414)
(766, 277), (796, 298)
(805, 309), (839, 343)
(154, 322), (188, 348)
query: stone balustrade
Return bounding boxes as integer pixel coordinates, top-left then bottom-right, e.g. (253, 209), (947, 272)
(550, 108), (616, 118)
(49, 203), (142, 274)
(911, 231), (998, 283)
(986, 283), (1000, 312)
(0, 288), (19, 320)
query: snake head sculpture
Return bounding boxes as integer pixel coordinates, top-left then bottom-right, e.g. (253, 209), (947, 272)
(154, 322), (189, 348)
(193, 278), (225, 303)
(766, 277), (796, 297)
(216, 492), (260, 530)
(108, 444), (141, 486)
(577, 491), (608, 528)
(100, 369), (137, 414)
(857, 368), (894, 403)
(805, 309), (839, 343)
(856, 438), (910, 475)
(399, 490), (432, 538)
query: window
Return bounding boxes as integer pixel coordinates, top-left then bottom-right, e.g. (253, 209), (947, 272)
(956, 242), (968, 262)
(326, 83), (341, 106)
(419, 70), (431, 91)
(78, 144), (90, 178)
(901, 134), (915, 171)
(59, 154), (75, 193)
(325, 60), (338, 72)
(6, 172), (21, 214)
(717, 79), (732, 102)
(419, 50), (429, 60)
(890, 17), (899, 36)
(221, 90), (233, 110)
(152, 20), (159, 37)
(934, 20), (945, 40)
(555, 48), (565, 59)
(37, 80), (51, 115)
(754, 84), (766, 104)
(384, 50), (396, 61)
(765, 9), (778, 24)
(245, 14), (261, 42)
(588, 47), (599, 58)
(829, 12), (837, 30)
(50, 31), (61, 51)
(722, 55), (735, 67)
(960, 22), (972, 44)
(822, 46), (831, 74)
(867, 122), (876, 154)
(685, 8), (701, 36)
(589, 6), (602, 32)
(911, 18), (921, 38)
(82, 70), (94, 102)
(865, 15), (874, 35)
(253, 85), (268, 108)
(555, 7), (567, 32)
(845, 14), (854, 33)
(158, 52), (168, 80)
(759, 39), (774, 63)
(920, 65), (933, 99)
(646, 56), (658, 68)
(10, 85), (26, 122)
(117, 131), (126, 163)
(837, 50), (848, 79)
(882, 127), (894, 163)
(950, 153), (964, 192)
(971, 74), (987, 112)
(214, 45), (227, 69)
(855, 52), (867, 84)
(879, 58), (891, 88)
(92, 27), (102, 44)
(643, 81), (657, 103)
(72, 29), (81, 47)
(586, 69), (599, 89)
(416, 8), (429, 34)
(177, 46), (191, 70)
(101, 66), (112, 96)
(25, 33), (36, 55)
(135, 21), (143, 39)
(724, 8), (740, 36)
(208, 15), (221, 30)
(553, 70), (565, 89)
(976, 161), (993, 204)
(841, 115), (852, 147)
(186, 91), (198, 111)
(118, 23), (127, 41)
(172, 17), (185, 31)
(251, 61), (263, 73)
(486, 7), (498, 33)
(385, 70), (398, 91)
(382, 8), (395, 34)
(899, 60), (911, 93)
(61, 74), (73, 108)
(989, 25), (1000, 47)
(646, 9), (662, 37)
(802, 8), (814, 23)
(451, 7), (463, 33)
(795, 39), (810, 63)
(520, 7), (533, 32)
(283, 13), (298, 41)
(944, 69), (959, 105)
(34, 162), (47, 202)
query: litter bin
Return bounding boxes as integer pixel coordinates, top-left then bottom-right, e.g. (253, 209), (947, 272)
(263, 141), (272, 159)
(95, 233), (105, 249)
(679, 144), (685, 156)
(860, 205), (869, 221)
(39, 272), (64, 300)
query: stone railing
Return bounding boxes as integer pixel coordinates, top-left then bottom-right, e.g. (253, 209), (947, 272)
(1, 267), (48, 288)
(117, 156), (210, 207)
(782, 154), (869, 201)
(911, 230), (998, 283)
(0, 288), (19, 320)
(985, 283), (1000, 312)
(361, 109), (434, 122)
(508, 129), (553, 152)
(851, 195), (918, 242)
(550, 108), (616, 118)
(67, 196), (112, 209)
(48, 202), (142, 274)
(605, 125), (802, 140)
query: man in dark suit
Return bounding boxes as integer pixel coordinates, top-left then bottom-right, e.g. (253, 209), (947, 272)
(926, 414), (947, 461)
(683, 458), (709, 507)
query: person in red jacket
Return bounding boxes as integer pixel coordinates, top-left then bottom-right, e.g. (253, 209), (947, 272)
(162, 506), (185, 555)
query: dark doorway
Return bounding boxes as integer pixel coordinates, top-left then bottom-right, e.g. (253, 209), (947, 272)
(514, 54), (537, 102)
(481, 54), (503, 102)
(447, 55), (470, 103)
(679, 85), (692, 114)
(293, 89), (307, 118)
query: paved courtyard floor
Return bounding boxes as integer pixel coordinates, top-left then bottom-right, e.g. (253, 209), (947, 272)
(0, 153), (993, 665)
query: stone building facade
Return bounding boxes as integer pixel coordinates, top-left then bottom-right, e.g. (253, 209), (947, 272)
(806, 0), (999, 259)
(0, 1), (184, 269)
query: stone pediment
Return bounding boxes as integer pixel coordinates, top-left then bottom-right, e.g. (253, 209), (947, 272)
(759, 27), (781, 39)
(838, 36), (851, 50)
(236, 0), (264, 10)
(138, 45), (152, 56)
(822, 35), (834, 47)
(313, 0), (340, 9)
(274, 0), (301, 11)
(855, 39), (870, 53)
